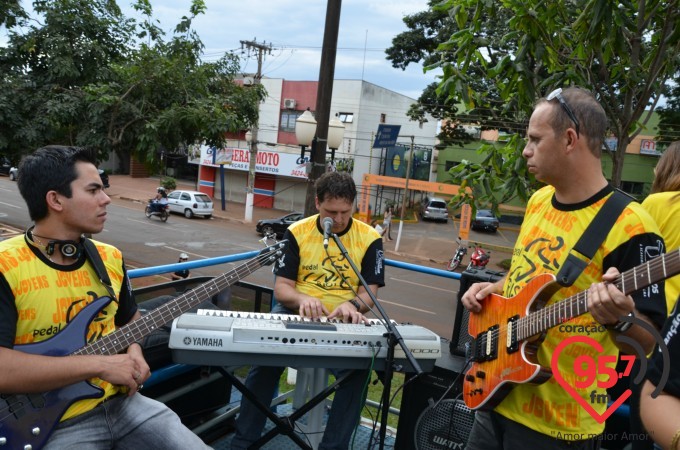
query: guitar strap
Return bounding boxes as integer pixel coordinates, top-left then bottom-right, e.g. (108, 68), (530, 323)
(555, 190), (633, 287)
(82, 238), (118, 301)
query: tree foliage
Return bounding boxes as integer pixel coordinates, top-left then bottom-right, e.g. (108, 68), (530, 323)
(386, 0), (529, 185)
(387, 0), (680, 212)
(0, 0), (26, 28)
(431, 0), (680, 210)
(0, 0), (263, 172)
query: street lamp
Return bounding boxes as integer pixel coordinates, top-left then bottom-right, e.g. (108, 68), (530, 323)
(295, 109), (317, 161)
(295, 110), (345, 164)
(327, 116), (345, 162)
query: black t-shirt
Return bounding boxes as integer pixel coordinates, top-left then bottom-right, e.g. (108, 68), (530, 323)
(647, 299), (680, 397)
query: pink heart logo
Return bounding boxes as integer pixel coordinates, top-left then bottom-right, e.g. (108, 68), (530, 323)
(551, 335), (631, 424)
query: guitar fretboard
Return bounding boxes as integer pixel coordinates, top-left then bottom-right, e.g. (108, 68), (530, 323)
(516, 249), (680, 340)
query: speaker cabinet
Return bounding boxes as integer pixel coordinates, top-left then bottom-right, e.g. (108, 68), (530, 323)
(395, 355), (473, 450)
(450, 268), (505, 356)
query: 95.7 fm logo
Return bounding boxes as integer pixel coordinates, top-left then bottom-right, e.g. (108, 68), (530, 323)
(551, 314), (670, 424)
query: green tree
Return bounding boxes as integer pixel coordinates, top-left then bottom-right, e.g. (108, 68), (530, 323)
(432, 0), (680, 208)
(0, 0), (263, 172)
(0, 0), (26, 28)
(81, 0), (264, 171)
(387, 2), (522, 150)
(0, 0), (133, 157)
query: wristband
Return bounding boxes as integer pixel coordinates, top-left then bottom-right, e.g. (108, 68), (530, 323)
(605, 311), (634, 333)
(348, 299), (361, 311)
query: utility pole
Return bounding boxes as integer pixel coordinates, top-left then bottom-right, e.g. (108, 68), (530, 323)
(240, 39), (272, 222)
(394, 136), (414, 253)
(303, 0), (342, 217)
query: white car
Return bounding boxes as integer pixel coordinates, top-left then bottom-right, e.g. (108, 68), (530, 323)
(166, 190), (214, 219)
(9, 167), (18, 181)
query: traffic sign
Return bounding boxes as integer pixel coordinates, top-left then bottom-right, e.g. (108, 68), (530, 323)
(372, 124), (401, 148)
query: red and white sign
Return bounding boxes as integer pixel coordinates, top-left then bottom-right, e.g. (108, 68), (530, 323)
(640, 139), (660, 156)
(190, 145), (309, 179)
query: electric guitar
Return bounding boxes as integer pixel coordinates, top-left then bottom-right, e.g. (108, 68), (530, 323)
(0, 241), (287, 450)
(463, 248), (680, 410)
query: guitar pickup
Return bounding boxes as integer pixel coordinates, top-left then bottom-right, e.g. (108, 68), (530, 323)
(506, 315), (519, 353)
(471, 325), (499, 362)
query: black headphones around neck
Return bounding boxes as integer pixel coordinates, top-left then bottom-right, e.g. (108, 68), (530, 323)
(26, 227), (84, 260)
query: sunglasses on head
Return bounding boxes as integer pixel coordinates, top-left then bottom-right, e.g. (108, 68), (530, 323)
(547, 88), (580, 137)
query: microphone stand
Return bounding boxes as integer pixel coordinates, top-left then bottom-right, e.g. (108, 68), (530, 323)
(330, 232), (423, 450)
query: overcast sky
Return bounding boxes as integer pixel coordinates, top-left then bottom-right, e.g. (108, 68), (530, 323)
(126, 0), (439, 100)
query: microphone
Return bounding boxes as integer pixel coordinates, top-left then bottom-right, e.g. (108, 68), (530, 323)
(322, 217), (333, 248)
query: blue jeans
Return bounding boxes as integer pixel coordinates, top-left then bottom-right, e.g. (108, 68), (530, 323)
(231, 305), (370, 450)
(45, 393), (210, 449)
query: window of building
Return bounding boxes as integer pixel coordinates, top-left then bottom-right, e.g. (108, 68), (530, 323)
(338, 112), (354, 123)
(380, 113), (386, 124)
(280, 111), (303, 132)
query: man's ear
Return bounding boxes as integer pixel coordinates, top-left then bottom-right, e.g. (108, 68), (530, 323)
(314, 196), (320, 211)
(565, 128), (579, 152)
(45, 191), (64, 211)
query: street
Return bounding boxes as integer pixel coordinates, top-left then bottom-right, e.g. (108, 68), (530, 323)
(0, 176), (517, 339)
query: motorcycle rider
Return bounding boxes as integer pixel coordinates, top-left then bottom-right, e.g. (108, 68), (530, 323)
(150, 187), (168, 214)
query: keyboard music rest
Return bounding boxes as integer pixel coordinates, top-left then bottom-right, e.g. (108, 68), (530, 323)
(168, 311), (442, 373)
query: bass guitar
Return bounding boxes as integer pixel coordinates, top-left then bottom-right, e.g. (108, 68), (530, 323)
(0, 241), (287, 450)
(463, 249), (680, 410)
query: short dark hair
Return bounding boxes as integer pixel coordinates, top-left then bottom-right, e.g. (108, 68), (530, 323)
(17, 145), (98, 221)
(315, 171), (357, 204)
(538, 87), (608, 158)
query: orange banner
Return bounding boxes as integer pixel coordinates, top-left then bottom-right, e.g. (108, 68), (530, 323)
(459, 204), (472, 240)
(359, 173), (470, 221)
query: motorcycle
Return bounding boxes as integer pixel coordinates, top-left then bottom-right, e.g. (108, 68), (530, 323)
(466, 244), (491, 270)
(145, 200), (169, 222)
(446, 237), (468, 271)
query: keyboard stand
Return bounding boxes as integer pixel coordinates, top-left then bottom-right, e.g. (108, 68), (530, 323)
(217, 367), (355, 450)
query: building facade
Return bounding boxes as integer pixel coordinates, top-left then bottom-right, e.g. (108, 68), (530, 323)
(191, 78), (437, 213)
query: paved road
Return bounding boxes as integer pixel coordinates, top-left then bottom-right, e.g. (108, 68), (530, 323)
(0, 175), (519, 339)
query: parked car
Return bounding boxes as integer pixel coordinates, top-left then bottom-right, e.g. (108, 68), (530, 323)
(419, 196), (449, 223)
(166, 190), (214, 219)
(98, 169), (110, 188)
(471, 209), (500, 232)
(256, 212), (303, 238)
(9, 166), (18, 181)
(0, 156), (13, 176)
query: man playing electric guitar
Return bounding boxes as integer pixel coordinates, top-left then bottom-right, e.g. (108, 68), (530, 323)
(0, 146), (209, 449)
(460, 88), (667, 449)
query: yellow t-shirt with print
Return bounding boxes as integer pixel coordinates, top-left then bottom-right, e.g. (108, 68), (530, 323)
(642, 191), (680, 314)
(494, 186), (665, 439)
(276, 214), (384, 312)
(1, 235), (127, 421)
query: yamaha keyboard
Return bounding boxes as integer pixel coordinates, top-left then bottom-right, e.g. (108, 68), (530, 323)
(169, 310), (441, 372)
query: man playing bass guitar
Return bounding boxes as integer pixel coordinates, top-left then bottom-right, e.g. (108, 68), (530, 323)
(460, 88), (667, 449)
(0, 146), (209, 449)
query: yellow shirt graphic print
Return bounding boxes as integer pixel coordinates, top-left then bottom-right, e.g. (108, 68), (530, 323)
(2, 235), (126, 421)
(284, 215), (381, 312)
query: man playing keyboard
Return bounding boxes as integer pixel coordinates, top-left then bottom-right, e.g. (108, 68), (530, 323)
(231, 171), (385, 450)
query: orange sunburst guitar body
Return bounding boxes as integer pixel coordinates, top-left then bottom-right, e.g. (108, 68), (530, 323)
(462, 249), (680, 411)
